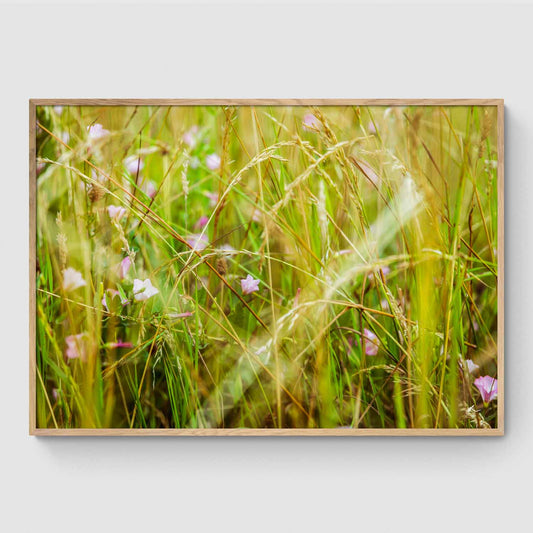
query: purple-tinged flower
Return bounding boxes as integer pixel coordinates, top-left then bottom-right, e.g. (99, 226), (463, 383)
(240, 274), (260, 295)
(53, 106), (63, 116)
(187, 233), (208, 251)
(36, 162), (46, 176)
(362, 328), (379, 356)
(87, 123), (110, 140)
(108, 339), (134, 349)
(143, 180), (157, 199)
(107, 205), (127, 220)
(102, 289), (129, 311)
(62, 267), (87, 292)
(183, 126), (199, 148)
(91, 169), (107, 185)
(474, 376), (497, 403)
(465, 359), (480, 374)
(195, 215), (209, 229)
(52, 388), (59, 401)
(293, 287), (302, 308)
(118, 257), (132, 279)
(133, 278), (159, 302)
(367, 121), (377, 135)
(124, 156), (144, 175)
(168, 311), (194, 319)
(369, 265), (391, 282)
(61, 131), (70, 144)
(217, 244), (236, 256)
(251, 208), (262, 223)
(206, 153), (221, 170)
(303, 113), (320, 131)
(204, 191), (219, 207)
(65, 333), (88, 361)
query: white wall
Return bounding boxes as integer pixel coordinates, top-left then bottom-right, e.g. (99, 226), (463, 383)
(0, 2), (529, 532)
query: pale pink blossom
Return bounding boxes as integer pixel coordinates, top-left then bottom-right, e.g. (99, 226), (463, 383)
(143, 180), (157, 199)
(294, 287), (302, 308)
(474, 376), (498, 403)
(241, 274), (260, 295)
(217, 244), (236, 256)
(65, 333), (88, 361)
(124, 156), (144, 175)
(369, 265), (391, 282)
(204, 191), (219, 207)
(91, 169), (107, 184)
(195, 215), (209, 229)
(303, 113), (320, 131)
(87, 123), (110, 140)
(133, 278), (159, 302)
(36, 162), (46, 176)
(107, 205), (127, 220)
(367, 121), (377, 135)
(187, 233), (208, 251)
(62, 267), (87, 292)
(53, 106), (63, 116)
(108, 339), (134, 349)
(206, 153), (221, 170)
(102, 289), (129, 311)
(466, 359), (479, 374)
(118, 257), (132, 279)
(183, 126), (199, 147)
(168, 312), (194, 319)
(362, 328), (379, 356)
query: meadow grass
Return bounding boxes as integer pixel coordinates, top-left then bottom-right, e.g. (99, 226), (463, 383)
(34, 103), (499, 429)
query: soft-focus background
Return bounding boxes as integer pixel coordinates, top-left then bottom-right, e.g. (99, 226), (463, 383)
(0, 0), (529, 531)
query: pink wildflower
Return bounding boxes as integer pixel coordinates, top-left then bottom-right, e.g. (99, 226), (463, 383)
(465, 359), (480, 374)
(183, 126), (199, 148)
(241, 274), (260, 295)
(187, 233), (208, 251)
(124, 156), (144, 175)
(62, 267), (86, 292)
(107, 205), (127, 220)
(108, 339), (134, 349)
(65, 333), (88, 361)
(206, 153), (221, 170)
(87, 123), (110, 140)
(204, 191), (219, 207)
(102, 289), (129, 311)
(474, 376), (498, 403)
(195, 215), (209, 229)
(118, 257), (132, 279)
(362, 328), (379, 356)
(133, 278), (159, 302)
(303, 113), (320, 131)
(143, 180), (157, 199)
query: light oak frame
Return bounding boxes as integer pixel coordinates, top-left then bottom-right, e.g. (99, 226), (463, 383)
(29, 99), (504, 436)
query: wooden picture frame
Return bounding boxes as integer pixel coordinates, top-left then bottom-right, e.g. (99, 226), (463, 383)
(30, 99), (504, 436)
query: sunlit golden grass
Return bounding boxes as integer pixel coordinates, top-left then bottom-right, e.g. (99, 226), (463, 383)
(34, 103), (499, 429)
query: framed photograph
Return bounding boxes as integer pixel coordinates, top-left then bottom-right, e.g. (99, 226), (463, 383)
(30, 99), (504, 435)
